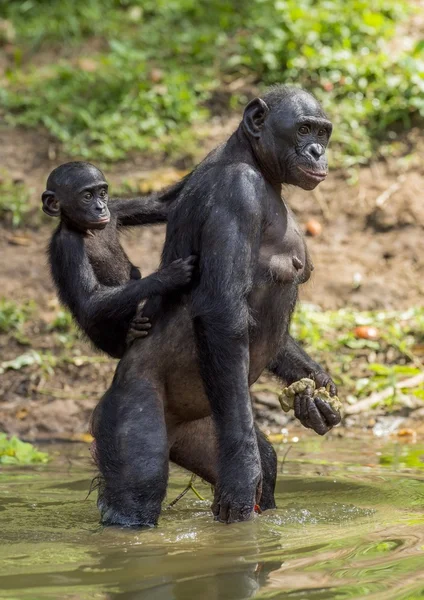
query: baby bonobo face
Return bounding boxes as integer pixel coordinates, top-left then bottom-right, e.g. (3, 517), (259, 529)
(42, 162), (111, 231)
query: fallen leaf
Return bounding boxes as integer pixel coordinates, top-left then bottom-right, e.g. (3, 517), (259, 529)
(8, 235), (31, 246)
(15, 408), (28, 420)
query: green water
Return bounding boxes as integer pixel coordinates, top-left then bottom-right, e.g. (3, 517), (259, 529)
(1, 435), (424, 600)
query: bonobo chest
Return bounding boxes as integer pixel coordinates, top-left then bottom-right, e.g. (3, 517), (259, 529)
(84, 222), (135, 286)
(258, 197), (312, 286)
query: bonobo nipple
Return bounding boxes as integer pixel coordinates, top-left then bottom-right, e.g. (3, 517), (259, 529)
(292, 256), (304, 271)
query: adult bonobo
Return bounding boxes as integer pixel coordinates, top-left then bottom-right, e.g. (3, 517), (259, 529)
(92, 85), (341, 527)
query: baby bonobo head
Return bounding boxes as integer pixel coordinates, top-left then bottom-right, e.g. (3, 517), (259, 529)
(242, 85), (333, 190)
(42, 161), (110, 231)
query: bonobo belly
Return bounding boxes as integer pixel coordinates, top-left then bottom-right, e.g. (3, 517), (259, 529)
(117, 281), (295, 423)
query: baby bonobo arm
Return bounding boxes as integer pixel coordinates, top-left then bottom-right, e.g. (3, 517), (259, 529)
(50, 231), (195, 357)
(113, 176), (189, 227)
(268, 334), (341, 434)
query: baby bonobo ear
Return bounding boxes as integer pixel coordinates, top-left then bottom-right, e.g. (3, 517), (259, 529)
(41, 191), (60, 217)
(243, 98), (270, 138)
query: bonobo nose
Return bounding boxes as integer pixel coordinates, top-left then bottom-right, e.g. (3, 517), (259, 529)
(306, 143), (324, 161)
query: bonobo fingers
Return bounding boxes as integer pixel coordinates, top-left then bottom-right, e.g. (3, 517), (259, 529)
(315, 397), (342, 427)
(306, 398), (331, 436)
(294, 387), (312, 426)
(294, 387), (336, 435)
(131, 317), (152, 331)
(311, 369), (338, 396)
(163, 254), (198, 288)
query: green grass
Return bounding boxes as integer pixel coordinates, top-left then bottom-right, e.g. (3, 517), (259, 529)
(0, 173), (33, 227)
(0, 299), (35, 335)
(292, 304), (424, 408)
(1, 0), (423, 165)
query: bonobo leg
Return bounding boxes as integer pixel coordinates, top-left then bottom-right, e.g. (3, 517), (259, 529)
(92, 378), (168, 527)
(169, 418), (277, 511)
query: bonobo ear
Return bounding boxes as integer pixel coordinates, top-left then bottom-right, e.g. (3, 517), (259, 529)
(243, 98), (270, 138)
(41, 191), (60, 217)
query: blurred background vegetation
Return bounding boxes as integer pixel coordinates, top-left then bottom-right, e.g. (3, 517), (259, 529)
(1, 0), (423, 165)
(0, 0), (423, 437)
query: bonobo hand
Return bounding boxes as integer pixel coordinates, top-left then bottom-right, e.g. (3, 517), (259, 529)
(160, 255), (197, 290)
(294, 371), (341, 435)
(310, 369), (337, 396)
(212, 441), (262, 523)
(126, 301), (151, 346)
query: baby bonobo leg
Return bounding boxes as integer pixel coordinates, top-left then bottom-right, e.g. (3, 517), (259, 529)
(92, 378), (168, 527)
(169, 418), (277, 512)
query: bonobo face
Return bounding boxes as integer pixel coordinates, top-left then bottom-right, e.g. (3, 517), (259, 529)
(42, 162), (111, 231)
(243, 89), (333, 190)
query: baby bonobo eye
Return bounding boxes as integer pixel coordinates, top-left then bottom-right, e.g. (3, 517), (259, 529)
(99, 189), (107, 198)
(84, 191), (92, 200)
(298, 125), (310, 135)
(318, 128), (327, 137)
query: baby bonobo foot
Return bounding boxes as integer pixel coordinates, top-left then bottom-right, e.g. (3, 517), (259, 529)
(159, 255), (197, 290)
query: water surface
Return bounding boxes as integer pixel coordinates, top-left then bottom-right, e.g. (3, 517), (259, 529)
(1, 434), (424, 599)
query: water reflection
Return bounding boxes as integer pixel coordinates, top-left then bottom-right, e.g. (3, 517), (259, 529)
(0, 436), (424, 599)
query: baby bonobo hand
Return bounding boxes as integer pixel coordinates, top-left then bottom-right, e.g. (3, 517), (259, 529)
(159, 255), (197, 290)
(126, 256), (197, 348)
(126, 300), (151, 347)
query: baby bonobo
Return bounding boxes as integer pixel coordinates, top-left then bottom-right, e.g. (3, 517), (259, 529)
(42, 161), (195, 358)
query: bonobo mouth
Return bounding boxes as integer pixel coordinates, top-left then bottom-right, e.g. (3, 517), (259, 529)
(298, 166), (328, 182)
(88, 217), (110, 229)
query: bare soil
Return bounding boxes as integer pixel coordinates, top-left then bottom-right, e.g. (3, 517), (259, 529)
(1, 124), (424, 439)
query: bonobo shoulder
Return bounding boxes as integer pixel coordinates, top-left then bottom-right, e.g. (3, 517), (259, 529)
(215, 163), (266, 207)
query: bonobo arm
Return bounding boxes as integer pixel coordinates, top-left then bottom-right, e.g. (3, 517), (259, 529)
(49, 230), (194, 357)
(112, 176), (188, 227)
(191, 175), (263, 523)
(268, 334), (341, 434)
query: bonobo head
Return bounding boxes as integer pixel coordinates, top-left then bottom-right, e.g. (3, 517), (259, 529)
(242, 85), (333, 190)
(42, 162), (110, 231)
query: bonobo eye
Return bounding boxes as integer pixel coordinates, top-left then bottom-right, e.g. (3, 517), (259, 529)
(298, 125), (310, 135)
(84, 192), (92, 200)
(99, 189), (107, 198)
(318, 128), (326, 137)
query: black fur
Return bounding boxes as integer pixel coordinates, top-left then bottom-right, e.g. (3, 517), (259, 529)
(92, 86), (341, 527)
(43, 162), (195, 358)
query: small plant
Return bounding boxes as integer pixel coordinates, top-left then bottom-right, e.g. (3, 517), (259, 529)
(0, 434), (49, 465)
(49, 310), (74, 333)
(0, 174), (32, 227)
(0, 299), (34, 334)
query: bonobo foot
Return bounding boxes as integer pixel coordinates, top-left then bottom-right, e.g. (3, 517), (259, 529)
(97, 481), (161, 528)
(294, 375), (341, 435)
(212, 447), (262, 523)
